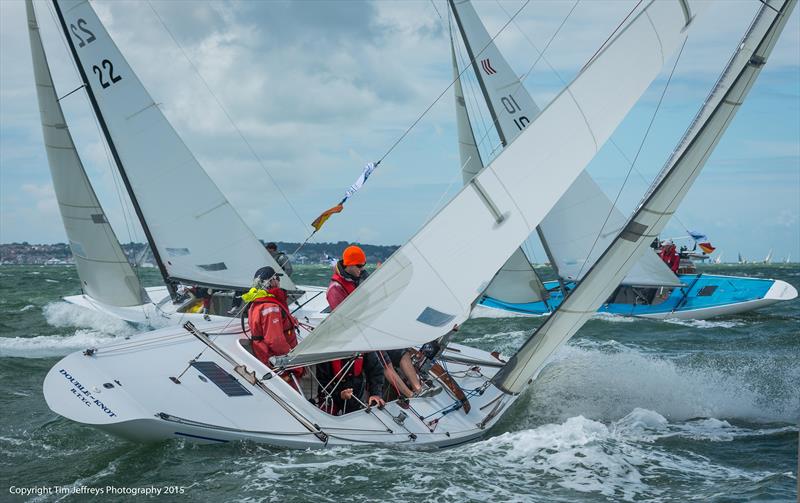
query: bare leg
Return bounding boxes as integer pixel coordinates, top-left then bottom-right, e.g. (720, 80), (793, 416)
(384, 365), (414, 398)
(398, 352), (423, 393)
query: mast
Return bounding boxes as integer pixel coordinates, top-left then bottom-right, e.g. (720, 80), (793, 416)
(51, 0), (176, 299)
(449, 0), (507, 147)
(536, 227), (567, 296)
(449, 0), (552, 293)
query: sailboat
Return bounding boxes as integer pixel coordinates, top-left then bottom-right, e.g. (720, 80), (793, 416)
(764, 249), (774, 264)
(449, 0), (797, 320)
(40, 0), (795, 446)
(27, 0), (328, 327)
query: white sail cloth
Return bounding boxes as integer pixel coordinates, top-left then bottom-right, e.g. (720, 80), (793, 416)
(26, 1), (147, 308)
(54, 0), (292, 291)
(451, 35), (548, 303)
(538, 171), (683, 286)
(494, 0), (795, 393)
(288, 0), (702, 364)
(450, 0), (680, 288)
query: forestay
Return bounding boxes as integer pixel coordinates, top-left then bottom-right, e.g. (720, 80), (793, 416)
(288, 0), (701, 365)
(450, 0), (681, 289)
(26, 0), (147, 308)
(494, 0), (795, 393)
(451, 34), (548, 303)
(52, 0), (292, 291)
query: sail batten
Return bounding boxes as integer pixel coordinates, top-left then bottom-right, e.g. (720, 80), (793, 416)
(51, 0), (292, 291)
(288, 0), (703, 364)
(493, 0), (796, 394)
(26, 0), (148, 308)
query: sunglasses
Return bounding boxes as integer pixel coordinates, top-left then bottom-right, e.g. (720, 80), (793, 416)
(354, 264), (366, 269)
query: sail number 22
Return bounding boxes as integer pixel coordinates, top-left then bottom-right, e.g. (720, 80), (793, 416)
(70, 18), (123, 90)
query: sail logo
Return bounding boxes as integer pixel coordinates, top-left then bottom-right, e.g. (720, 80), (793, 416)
(481, 58), (497, 75)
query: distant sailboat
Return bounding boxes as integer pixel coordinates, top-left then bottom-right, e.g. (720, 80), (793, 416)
(764, 249), (774, 264)
(450, 0), (797, 320)
(27, 0), (328, 325)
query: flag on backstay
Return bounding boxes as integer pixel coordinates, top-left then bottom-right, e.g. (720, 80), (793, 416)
(688, 230), (707, 242)
(310, 162), (379, 232)
(698, 242), (716, 254)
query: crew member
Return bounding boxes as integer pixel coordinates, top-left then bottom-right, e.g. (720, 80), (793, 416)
(266, 242), (293, 277)
(245, 266), (299, 366)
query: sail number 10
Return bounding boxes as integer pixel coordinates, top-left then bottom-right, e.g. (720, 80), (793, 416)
(70, 18), (123, 90)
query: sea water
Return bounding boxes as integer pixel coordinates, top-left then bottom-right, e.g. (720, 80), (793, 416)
(0, 264), (797, 502)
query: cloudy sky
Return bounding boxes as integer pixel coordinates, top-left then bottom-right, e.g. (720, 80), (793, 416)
(1, 0), (798, 262)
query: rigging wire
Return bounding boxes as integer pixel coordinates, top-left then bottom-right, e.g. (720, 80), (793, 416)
(145, 1), (311, 235)
(375, 0), (532, 165)
(575, 38), (689, 280)
(495, 0), (698, 256)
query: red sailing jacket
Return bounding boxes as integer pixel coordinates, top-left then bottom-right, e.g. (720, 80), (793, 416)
(247, 289), (298, 365)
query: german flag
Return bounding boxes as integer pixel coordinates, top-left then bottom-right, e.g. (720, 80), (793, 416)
(311, 204), (344, 232)
(699, 242), (716, 254)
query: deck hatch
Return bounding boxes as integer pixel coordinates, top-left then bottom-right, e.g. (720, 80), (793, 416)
(697, 285), (718, 297)
(191, 361), (252, 397)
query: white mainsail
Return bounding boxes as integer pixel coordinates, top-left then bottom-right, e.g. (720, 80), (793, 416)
(450, 0), (681, 289)
(451, 35), (549, 303)
(494, 0), (796, 393)
(26, 0), (147, 308)
(52, 0), (293, 291)
(288, 0), (702, 364)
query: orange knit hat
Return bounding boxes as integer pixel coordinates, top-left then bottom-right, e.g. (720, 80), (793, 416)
(342, 245), (367, 266)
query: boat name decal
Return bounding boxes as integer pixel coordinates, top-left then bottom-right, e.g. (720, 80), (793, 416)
(59, 368), (117, 418)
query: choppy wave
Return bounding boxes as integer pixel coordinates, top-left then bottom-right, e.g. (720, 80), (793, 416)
(223, 408), (792, 503)
(527, 340), (799, 424)
(662, 318), (746, 329)
(0, 329), (125, 358)
(42, 302), (137, 334)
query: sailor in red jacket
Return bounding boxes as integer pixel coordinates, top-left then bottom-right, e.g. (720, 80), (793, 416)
(246, 266), (299, 366)
(322, 246), (424, 406)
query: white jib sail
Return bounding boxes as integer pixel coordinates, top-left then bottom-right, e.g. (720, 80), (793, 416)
(451, 34), (548, 303)
(53, 0), (293, 291)
(494, 0), (796, 393)
(288, 0), (703, 364)
(26, 0), (147, 308)
(450, 0), (681, 288)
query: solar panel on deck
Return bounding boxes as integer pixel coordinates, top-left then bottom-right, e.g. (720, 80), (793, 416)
(191, 362), (252, 397)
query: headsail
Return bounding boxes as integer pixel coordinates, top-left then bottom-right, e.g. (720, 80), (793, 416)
(26, 0), (147, 308)
(51, 0), (293, 291)
(449, 0), (681, 289)
(451, 33), (549, 303)
(493, 0), (796, 393)
(287, 0), (702, 365)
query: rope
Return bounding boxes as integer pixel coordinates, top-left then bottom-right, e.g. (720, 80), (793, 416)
(145, 1), (311, 234)
(575, 38), (689, 281)
(375, 0), (532, 165)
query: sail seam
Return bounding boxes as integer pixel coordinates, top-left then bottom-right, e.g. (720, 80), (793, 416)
(565, 89), (599, 152)
(644, 11), (666, 65)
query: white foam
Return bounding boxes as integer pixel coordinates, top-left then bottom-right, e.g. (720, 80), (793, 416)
(0, 329), (124, 358)
(19, 304), (35, 312)
(662, 318), (745, 329)
(529, 341), (799, 424)
(43, 302), (137, 336)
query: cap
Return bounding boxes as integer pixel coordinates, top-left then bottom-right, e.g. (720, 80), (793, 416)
(342, 245), (366, 266)
(253, 266), (283, 281)
(265, 242), (278, 250)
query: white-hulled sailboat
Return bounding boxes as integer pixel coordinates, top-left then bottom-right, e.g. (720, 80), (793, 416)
(40, 0), (795, 447)
(448, 0), (797, 320)
(27, 0), (328, 327)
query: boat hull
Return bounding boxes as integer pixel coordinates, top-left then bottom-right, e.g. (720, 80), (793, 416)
(477, 274), (797, 320)
(63, 285), (329, 326)
(43, 320), (516, 448)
